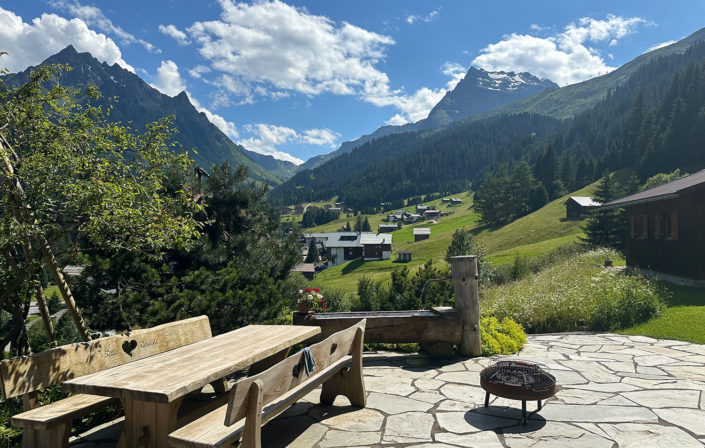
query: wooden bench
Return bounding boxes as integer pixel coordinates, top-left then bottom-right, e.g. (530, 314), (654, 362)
(168, 319), (366, 448)
(0, 315), (213, 448)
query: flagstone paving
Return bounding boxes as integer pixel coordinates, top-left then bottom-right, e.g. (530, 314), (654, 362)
(71, 333), (705, 447)
(260, 333), (705, 447)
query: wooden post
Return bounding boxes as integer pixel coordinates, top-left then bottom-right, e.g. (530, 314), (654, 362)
(450, 256), (481, 357)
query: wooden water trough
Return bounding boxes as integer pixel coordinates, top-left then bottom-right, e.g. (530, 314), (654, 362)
(294, 256), (482, 357)
(293, 307), (461, 344)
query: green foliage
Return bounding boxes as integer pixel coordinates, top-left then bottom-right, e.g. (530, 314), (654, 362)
(27, 313), (80, 353)
(73, 162), (302, 335)
(46, 292), (62, 314)
(362, 216), (371, 232)
(490, 244), (583, 285)
(354, 260), (454, 312)
(445, 228), (491, 284)
(483, 249), (665, 333)
(582, 173), (625, 250)
(304, 239), (319, 263)
(301, 208), (340, 228)
(474, 162), (548, 228)
(641, 169), (685, 191)
(480, 316), (527, 356)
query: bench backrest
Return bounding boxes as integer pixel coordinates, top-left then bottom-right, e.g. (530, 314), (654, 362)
(224, 319), (366, 426)
(0, 315), (212, 400)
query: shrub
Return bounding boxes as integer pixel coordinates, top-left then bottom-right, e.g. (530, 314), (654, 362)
(481, 316), (527, 356)
(482, 249), (666, 333)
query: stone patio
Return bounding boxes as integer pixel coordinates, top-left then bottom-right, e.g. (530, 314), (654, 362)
(71, 333), (705, 447)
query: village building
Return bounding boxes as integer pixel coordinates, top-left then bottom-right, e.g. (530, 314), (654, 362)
(450, 198), (463, 205)
(398, 251), (412, 262)
(290, 263), (315, 280)
(378, 223), (399, 233)
(441, 198), (451, 203)
(424, 210), (442, 219)
(302, 232), (392, 267)
(413, 227), (431, 241)
(565, 196), (601, 219)
(603, 169), (705, 286)
(416, 205), (429, 213)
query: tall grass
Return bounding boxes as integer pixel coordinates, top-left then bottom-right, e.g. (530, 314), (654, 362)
(482, 249), (666, 333)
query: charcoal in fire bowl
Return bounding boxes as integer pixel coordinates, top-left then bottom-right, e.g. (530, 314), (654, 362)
(479, 359), (556, 424)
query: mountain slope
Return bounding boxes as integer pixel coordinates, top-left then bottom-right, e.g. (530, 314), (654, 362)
(1, 46), (283, 185)
(297, 68), (556, 171)
(275, 31), (705, 210)
(479, 26), (705, 120)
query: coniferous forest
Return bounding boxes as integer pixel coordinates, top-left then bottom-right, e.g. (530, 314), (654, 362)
(272, 42), (705, 215)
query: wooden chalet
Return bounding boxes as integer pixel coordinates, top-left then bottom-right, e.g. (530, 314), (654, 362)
(565, 196), (601, 219)
(398, 250), (412, 262)
(291, 263), (316, 280)
(379, 223), (399, 233)
(413, 227), (431, 241)
(603, 169), (705, 285)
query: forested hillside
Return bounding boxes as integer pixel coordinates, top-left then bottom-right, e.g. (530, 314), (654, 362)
(273, 113), (563, 210)
(274, 39), (705, 213)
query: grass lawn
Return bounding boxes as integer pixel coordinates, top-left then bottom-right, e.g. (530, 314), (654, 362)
(620, 282), (705, 343)
(43, 285), (59, 299)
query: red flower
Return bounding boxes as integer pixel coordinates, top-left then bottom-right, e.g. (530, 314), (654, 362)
(322, 304), (327, 310)
(305, 288), (312, 293)
(313, 288), (320, 292)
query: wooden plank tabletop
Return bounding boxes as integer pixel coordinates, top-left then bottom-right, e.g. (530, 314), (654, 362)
(62, 325), (320, 403)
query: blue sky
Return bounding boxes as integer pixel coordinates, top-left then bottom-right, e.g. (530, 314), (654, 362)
(1, 1), (703, 164)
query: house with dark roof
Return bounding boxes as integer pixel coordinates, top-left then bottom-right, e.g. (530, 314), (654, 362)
(565, 196), (601, 219)
(603, 169), (705, 285)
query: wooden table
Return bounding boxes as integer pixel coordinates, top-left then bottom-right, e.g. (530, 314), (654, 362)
(63, 325), (320, 448)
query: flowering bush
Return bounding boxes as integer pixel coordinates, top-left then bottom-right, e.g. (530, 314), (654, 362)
(298, 288), (326, 312)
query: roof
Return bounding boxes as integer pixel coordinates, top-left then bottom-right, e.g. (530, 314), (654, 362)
(413, 228), (431, 235)
(603, 169), (705, 208)
(360, 232), (392, 245)
(291, 263), (315, 273)
(379, 224), (398, 229)
(567, 196), (601, 207)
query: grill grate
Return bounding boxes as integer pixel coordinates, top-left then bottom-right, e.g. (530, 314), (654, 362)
(480, 360), (555, 389)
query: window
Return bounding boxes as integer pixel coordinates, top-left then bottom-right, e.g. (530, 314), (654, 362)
(631, 213), (648, 239)
(655, 211), (678, 240)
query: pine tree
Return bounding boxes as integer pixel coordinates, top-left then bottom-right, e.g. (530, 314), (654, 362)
(582, 173), (625, 249)
(362, 216), (371, 232)
(305, 239), (319, 263)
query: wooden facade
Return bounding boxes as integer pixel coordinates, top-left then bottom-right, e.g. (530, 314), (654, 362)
(363, 243), (391, 259)
(624, 189), (705, 281)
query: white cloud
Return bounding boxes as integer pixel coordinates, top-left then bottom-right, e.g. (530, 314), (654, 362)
(51, 0), (159, 53)
(442, 62), (466, 90)
(406, 8), (440, 25)
(150, 60), (186, 97)
(239, 123), (343, 165)
(301, 128), (341, 147)
(0, 7), (133, 73)
(159, 24), (190, 46)
(645, 40), (677, 53)
(186, 0), (394, 100)
(187, 65), (211, 79)
(472, 14), (649, 86)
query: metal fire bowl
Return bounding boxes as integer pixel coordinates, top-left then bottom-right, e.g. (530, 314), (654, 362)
(479, 362), (556, 402)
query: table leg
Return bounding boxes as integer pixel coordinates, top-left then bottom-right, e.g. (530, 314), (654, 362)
(521, 400), (527, 424)
(117, 396), (184, 448)
(484, 391), (490, 408)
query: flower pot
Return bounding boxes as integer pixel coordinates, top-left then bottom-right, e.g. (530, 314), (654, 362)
(297, 302), (310, 314)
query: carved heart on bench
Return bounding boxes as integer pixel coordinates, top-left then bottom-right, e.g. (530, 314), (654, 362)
(122, 340), (138, 356)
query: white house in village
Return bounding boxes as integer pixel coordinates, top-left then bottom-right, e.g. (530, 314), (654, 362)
(302, 232), (392, 267)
